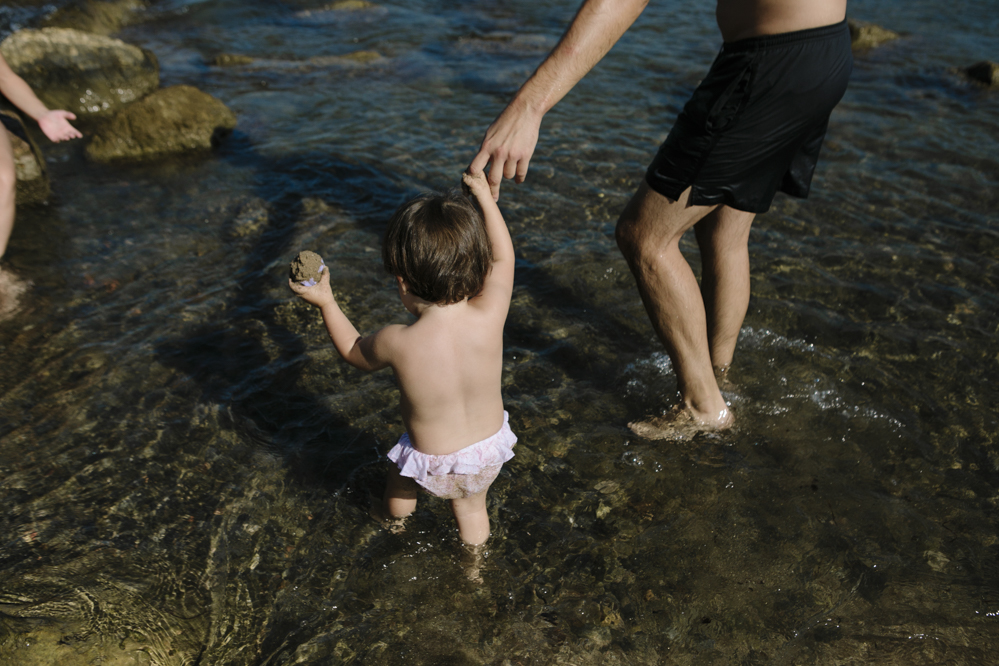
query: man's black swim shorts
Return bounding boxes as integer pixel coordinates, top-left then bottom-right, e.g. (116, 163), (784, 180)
(645, 19), (852, 214)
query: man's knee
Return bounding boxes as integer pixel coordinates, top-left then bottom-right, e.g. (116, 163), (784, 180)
(615, 211), (642, 261)
(616, 183), (714, 263)
(615, 184), (662, 263)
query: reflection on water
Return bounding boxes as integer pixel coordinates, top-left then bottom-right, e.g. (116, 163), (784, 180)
(1, 0), (998, 663)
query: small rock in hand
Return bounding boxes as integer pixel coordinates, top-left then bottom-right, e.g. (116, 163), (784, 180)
(290, 250), (326, 286)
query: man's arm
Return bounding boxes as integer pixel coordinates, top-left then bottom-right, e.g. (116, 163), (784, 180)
(289, 271), (393, 372)
(0, 53), (82, 142)
(463, 171), (514, 311)
(469, 0), (649, 200)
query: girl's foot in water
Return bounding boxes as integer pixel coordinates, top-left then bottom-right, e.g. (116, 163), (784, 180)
(0, 266), (29, 320)
(368, 494), (408, 534)
(461, 541), (488, 585)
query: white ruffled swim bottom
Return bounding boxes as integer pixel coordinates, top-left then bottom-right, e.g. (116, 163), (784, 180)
(387, 411), (517, 500)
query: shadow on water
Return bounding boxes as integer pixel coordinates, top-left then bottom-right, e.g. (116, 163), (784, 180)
(134, 133), (690, 663)
(154, 132), (419, 491)
(148, 121), (661, 489)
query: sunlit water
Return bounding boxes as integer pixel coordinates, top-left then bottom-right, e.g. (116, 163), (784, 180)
(1, 0), (997, 664)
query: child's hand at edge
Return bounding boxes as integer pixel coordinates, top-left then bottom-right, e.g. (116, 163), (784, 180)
(37, 110), (82, 143)
(288, 266), (336, 308)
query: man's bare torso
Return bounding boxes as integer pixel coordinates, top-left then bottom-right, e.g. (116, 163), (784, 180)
(716, 0), (847, 42)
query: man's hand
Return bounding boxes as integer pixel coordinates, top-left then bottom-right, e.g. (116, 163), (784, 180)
(288, 267), (336, 308)
(467, 99), (542, 202)
(466, 0), (648, 201)
(37, 110), (82, 143)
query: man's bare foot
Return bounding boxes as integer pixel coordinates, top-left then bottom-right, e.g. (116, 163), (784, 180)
(0, 267), (29, 320)
(368, 495), (408, 534)
(628, 403), (733, 441)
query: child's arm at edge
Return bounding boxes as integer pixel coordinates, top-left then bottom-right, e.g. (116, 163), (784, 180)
(463, 171), (514, 307)
(0, 54), (82, 142)
(288, 270), (393, 372)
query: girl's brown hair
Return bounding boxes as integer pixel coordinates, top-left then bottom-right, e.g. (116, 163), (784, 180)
(382, 190), (492, 305)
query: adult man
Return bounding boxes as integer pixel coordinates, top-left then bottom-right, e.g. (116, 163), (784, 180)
(468, 0), (851, 436)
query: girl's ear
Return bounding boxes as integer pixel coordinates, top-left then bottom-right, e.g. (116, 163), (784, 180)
(396, 276), (407, 295)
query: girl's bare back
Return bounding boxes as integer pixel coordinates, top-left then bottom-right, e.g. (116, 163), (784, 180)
(389, 293), (507, 456)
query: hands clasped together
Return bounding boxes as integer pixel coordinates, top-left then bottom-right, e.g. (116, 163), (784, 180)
(467, 100), (542, 202)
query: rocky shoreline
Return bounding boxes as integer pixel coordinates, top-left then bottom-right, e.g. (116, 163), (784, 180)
(1, 3), (995, 207)
(0, 1), (239, 205)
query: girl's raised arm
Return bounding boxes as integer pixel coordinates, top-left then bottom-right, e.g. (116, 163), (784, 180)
(463, 171), (514, 313)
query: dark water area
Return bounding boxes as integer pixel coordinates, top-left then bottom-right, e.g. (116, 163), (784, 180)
(1, 0), (998, 664)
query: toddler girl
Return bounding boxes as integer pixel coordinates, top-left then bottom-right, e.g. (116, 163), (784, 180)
(290, 171), (516, 546)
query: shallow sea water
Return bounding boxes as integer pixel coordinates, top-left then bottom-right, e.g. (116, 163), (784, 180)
(1, 0), (997, 664)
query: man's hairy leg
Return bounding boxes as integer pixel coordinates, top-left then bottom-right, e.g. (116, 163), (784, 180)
(615, 182), (733, 435)
(694, 205), (755, 373)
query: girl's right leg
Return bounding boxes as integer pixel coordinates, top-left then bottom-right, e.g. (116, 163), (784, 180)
(0, 129), (16, 260)
(451, 491), (489, 546)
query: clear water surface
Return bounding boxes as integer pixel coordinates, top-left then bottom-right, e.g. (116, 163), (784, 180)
(0, 0), (997, 663)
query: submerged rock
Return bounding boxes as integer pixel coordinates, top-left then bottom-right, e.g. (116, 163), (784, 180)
(964, 61), (999, 87)
(456, 33), (555, 56)
(0, 110), (50, 205)
(848, 19), (900, 50)
(296, 0), (376, 16)
(292, 1), (387, 24)
(214, 51), (384, 72)
(42, 0), (149, 36)
(0, 28), (159, 117)
(308, 50), (383, 66)
(228, 198), (269, 238)
(325, 0), (376, 9)
(211, 53), (255, 67)
(85, 85), (237, 161)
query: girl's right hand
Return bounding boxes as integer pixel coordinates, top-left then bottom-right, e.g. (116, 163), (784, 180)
(288, 267), (335, 308)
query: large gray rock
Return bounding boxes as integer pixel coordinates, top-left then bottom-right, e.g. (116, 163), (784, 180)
(85, 85), (237, 161)
(0, 28), (159, 117)
(848, 19), (900, 50)
(964, 61), (999, 87)
(0, 111), (50, 205)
